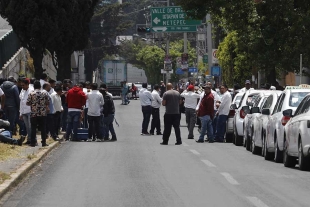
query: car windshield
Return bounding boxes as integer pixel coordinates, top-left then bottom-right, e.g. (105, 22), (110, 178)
(289, 92), (309, 107)
(234, 95), (242, 108)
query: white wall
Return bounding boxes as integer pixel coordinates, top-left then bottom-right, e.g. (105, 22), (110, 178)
(127, 63), (147, 83)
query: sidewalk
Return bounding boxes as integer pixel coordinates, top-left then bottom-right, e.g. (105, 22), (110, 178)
(0, 132), (64, 199)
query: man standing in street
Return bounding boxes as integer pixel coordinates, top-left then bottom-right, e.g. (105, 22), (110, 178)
(65, 83), (86, 141)
(43, 83), (58, 141)
(87, 83), (104, 142)
(196, 85), (215, 143)
(161, 83), (182, 145)
(51, 86), (63, 139)
(139, 83), (153, 135)
(215, 84), (232, 142)
(160, 81), (166, 97)
(181, 84), (200, 139)
(20, 78), (33, 144)
(26, 81), (50, 147)
(150, 84), (162, 135)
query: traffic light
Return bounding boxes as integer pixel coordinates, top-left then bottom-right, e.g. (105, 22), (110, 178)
(137, 27), (151, 33)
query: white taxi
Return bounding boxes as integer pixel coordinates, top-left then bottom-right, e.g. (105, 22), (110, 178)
(231, 90), (265, 146)
(283, 93), (310, 170)
(266, 85), (310, 163)
(252, 91), (282, 160)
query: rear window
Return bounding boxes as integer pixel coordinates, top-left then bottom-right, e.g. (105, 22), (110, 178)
(234, 96), (242, 107)
(289, 92), (310, 107)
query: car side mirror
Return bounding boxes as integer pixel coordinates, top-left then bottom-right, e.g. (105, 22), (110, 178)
(251, 107), (260, 114)
(242, 106), (251, 114)
(283, 109), (293, 117)
(231, 104), (237, 110)
(262, 108), (270, 115)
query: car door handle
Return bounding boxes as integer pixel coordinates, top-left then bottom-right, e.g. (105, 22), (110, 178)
(308, 120), (310, 128)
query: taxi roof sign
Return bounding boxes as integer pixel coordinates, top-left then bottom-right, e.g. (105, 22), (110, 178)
(285, 84), (310, 90)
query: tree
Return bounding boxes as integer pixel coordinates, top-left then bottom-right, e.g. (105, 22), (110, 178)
(84, 2), (133, 81)
(0, 0), (59, 78)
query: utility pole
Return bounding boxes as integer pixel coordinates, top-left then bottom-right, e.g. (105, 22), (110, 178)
(184, 32), (188, 83)
(300, 54), (303, 84)
(165, 0), (170, 87)
(206, 14), (213, 85)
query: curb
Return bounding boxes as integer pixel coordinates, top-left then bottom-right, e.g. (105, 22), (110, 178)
(0, 140), (61, 200)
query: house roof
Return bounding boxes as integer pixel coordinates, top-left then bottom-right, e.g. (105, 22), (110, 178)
(0, 16), (11, 39)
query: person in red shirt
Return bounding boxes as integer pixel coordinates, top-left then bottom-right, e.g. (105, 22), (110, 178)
(196, 85), (214, 143)
(65, 84), (87, 141)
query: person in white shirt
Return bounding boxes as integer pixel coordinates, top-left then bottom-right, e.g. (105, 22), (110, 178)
(239, 80), (254, 93)
(87, 83), (104, 141)
(40, 73), (48, 90)
(51, 86), (63, 139)
(48, 79), (56, 95)
(215, 84), (232, 142)
(19, 79), (33, 143)
(139, 83), (154, 135)
(82, 81), (91, 128)
(150, 84), (162, 135)
(181, 85), (201, 139)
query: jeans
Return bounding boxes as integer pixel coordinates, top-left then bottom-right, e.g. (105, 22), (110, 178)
(141, 105), (152, 133)
(16, 112), (26, 136)
(54, 111), (61, 136)
(22, 113), (31, 141)
(88, 116), (102, 139)
(61, 104), (68, 131)
(122, 94), (129, 104)
(150, 107), (161, 134)
(46, 114), (55, 138)
(0, 131), (17, 144)
(31, 116), (47, 145)
(162, 114), (182, 144)
(198, 115), (214, 142)
(4, 107), (18, 133)
(66, 111), (81, 140)
(82, 108), (88, 128)
(215, 115), (228, 141)
(102, 114), (116, 138)
(185, 108), (196, 139)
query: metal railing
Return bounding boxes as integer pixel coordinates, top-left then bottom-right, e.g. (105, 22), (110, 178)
(0, 30), (21, 69)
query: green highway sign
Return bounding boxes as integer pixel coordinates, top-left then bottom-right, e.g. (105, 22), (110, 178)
(151, 26), (197, 33)
(151, 6), (201, 28)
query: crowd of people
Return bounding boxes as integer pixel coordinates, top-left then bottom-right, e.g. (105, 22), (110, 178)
(0, 74), (117, 147)
(137, 80), (232, 145)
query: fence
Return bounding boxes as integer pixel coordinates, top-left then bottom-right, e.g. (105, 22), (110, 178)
(0, 30), (21, 69)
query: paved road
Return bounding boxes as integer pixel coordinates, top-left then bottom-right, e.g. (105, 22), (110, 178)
(2, 99), (310, 207)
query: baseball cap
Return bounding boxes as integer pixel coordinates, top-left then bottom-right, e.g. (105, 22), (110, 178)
(245, 80), (251, 84)
(187, 85), (194, 91)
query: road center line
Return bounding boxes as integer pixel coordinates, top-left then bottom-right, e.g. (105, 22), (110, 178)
(220, 172), (240, 185)
(201, 159), (216, 167)
(189, 149), (200, 155)
(247, 197), (269, 207)
(182, 143), (189, 147)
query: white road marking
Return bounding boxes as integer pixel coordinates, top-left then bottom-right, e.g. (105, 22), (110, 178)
(220, 172), (240, 185)
(201, 159), (216, 167)
(189, 149), (200, 155)
(182, 143), (189, 147)
(247, 197), (269, 207)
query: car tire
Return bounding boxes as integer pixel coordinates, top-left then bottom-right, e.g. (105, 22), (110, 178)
(298, 139), (310, 171)
(274, 134), (283, 163)
(226, 133), (233, 143)
(263, 135), (273, 160)
(246, 134), (251, 151)
(234, 126), (243, 146)
(251, 132), (261, 155)
(283, 138), (296, 168)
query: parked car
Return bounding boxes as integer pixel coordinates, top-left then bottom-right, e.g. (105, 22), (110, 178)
(226, 92), (244, 142)
(251, 91), (282, 160)
(243, 91), (274, 153)
(231, 90), (265, 146)
(266, 86), (310, 163)
(283, 94), (310, 170)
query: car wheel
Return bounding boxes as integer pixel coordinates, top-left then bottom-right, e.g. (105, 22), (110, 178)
(263, 135), (273, 160)
(246, 132), (251, 151)
(283, 138), (296, 168)
(274, 133), (283, 163)
(234, 126), (243, 146)
(226, 133), (233, 143)
(252, 132), (261, 155)
(298, 139), (310, 171)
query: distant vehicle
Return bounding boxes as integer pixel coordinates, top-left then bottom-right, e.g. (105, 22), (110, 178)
(283, 93), (310, 170)
(266, 85), (310, 163)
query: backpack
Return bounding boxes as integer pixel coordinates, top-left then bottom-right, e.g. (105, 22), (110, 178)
(103, 95), (115, 116)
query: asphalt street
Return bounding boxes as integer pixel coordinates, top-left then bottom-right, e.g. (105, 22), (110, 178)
(2, 99), (310, 207)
